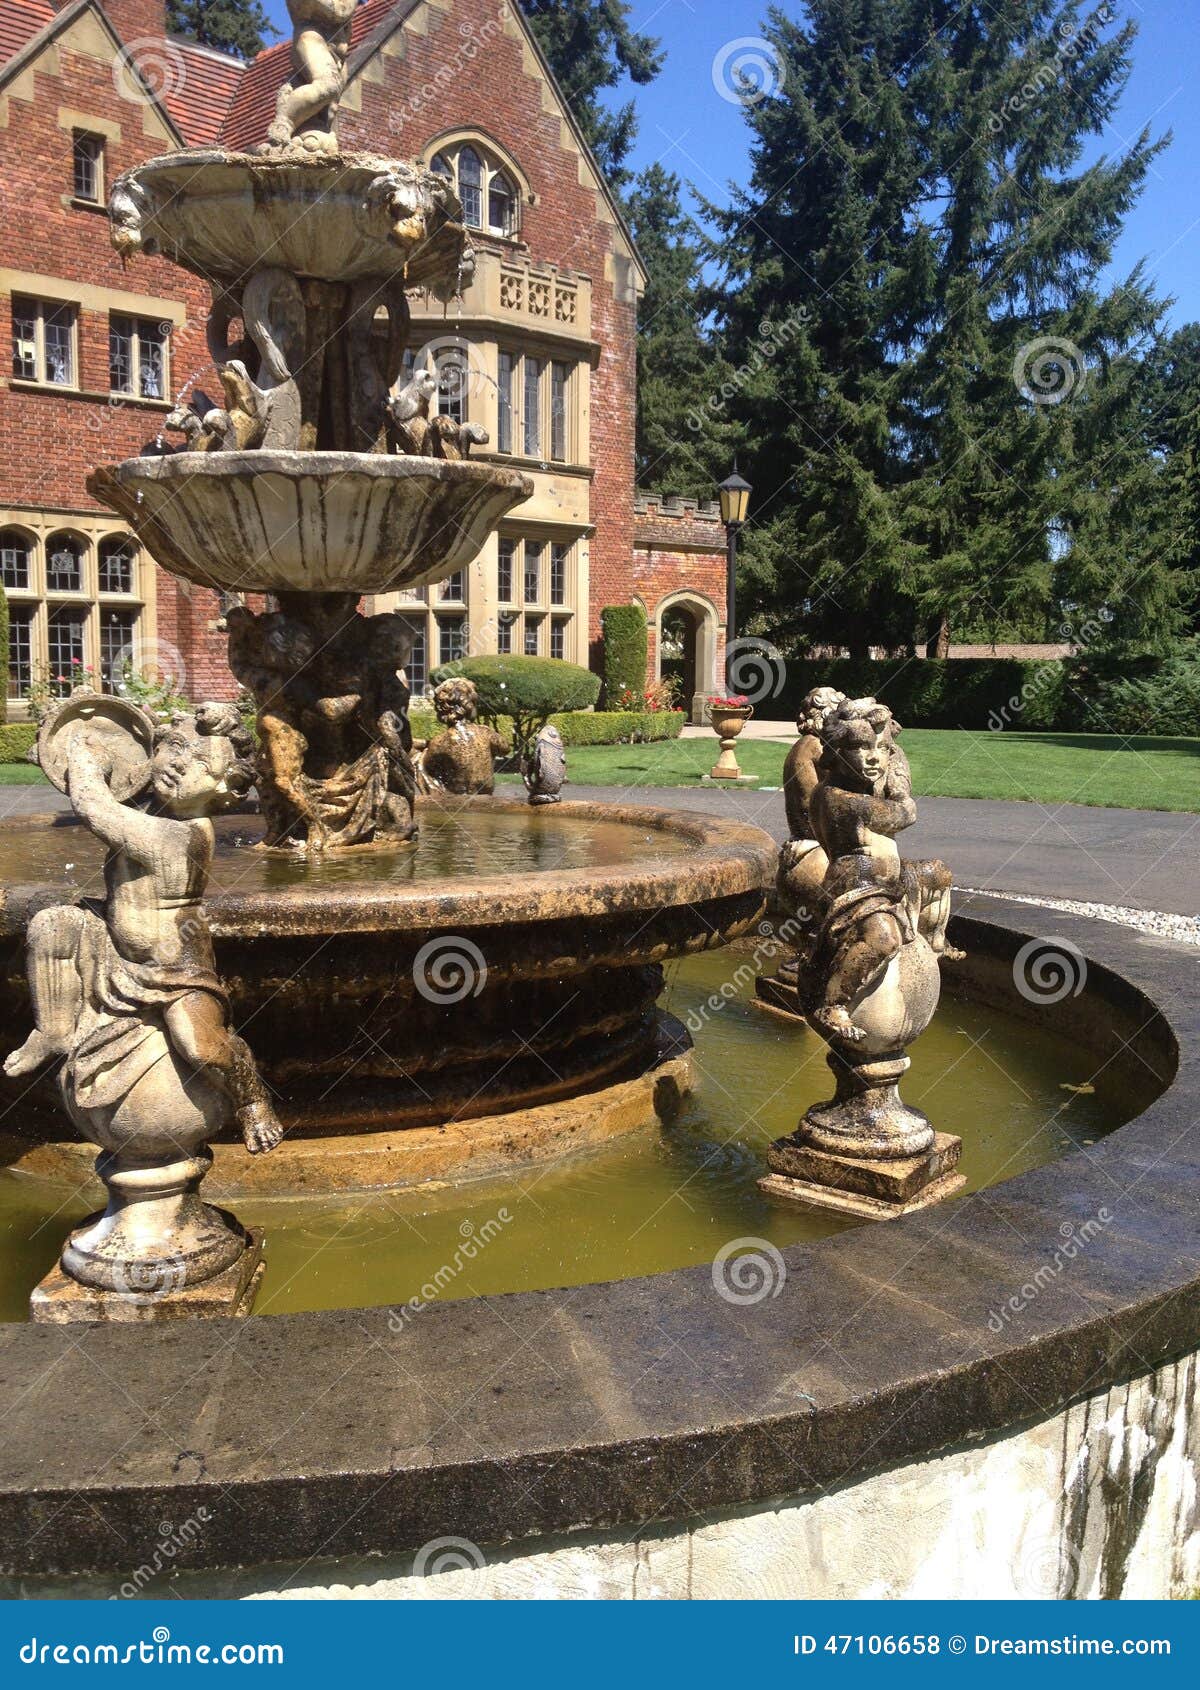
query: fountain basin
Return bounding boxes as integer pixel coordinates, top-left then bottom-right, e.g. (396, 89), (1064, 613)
(87, 452), (534, 596)
(0, 797), (775, 1152)
(110, 152), (470, 291)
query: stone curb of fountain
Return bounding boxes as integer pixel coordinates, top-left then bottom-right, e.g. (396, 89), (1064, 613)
(955, 886), (1200, 948)
(0, 892), (1195, 1581)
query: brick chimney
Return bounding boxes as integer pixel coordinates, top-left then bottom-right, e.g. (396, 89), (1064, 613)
(102, 0), (168, 47)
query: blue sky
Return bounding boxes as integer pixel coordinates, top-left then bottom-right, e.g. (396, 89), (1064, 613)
(264, 0), (1200, 329)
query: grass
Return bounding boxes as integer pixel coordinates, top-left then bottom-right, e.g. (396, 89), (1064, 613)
(0, 763), (48, 785)
(539, 729), (1200, 812)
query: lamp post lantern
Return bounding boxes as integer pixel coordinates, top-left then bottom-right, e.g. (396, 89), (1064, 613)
(717, 464), (752, 693)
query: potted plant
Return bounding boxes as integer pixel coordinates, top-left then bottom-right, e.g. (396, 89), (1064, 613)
(706, 693), (754, 780)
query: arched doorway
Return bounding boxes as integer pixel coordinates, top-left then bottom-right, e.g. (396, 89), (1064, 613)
(656, 593), (719, 723)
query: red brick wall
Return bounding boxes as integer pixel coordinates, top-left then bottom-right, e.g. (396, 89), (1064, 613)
(632, 496), (728, 687)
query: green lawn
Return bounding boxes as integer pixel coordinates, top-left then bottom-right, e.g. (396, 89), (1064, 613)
(0, 764), (49, 785)
(537, 729), (1200, 812)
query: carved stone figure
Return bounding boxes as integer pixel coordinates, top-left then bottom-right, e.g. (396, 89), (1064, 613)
(524, 724), (566, 805)
(777, 685), (845, 928)
(416, 678), (508, 796)
(228, 596), (418, 850)
(761, 699), (965, 1218)
(387, 359), (438, 455)
(265, 0), (356, 154)
(5, 695), (280, 1319)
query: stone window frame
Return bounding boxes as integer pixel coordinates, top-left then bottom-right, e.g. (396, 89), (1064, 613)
(429, 137), (524, 240)
(108, 311), (170, 401)
(496, 345), (577, 467)
(72, 130), (105, 204)
(0, 520), (146, 716)
(10, 294), (78, 389)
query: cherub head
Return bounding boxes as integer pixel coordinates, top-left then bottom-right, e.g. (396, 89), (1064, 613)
(150, 706), (256, 818)
(795, 686), (845, 738)
(819, 700), (896, 794)
(433, 677), (478, 727)
(369, 613), (413, 673)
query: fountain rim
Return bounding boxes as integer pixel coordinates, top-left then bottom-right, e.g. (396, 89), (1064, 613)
(0, 795), (778, 938)
(0, 893), (1193, 1578)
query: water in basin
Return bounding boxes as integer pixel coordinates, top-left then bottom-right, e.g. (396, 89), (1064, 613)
(0, 947), (1158, 1321)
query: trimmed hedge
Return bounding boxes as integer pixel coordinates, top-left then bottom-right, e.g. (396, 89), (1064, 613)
(600, 604), (648, 706)
(430, 653), (601, 759)
(0, 722), (37, 762)
(777, 658), (1065, 731)
(410, 708), (684, 747)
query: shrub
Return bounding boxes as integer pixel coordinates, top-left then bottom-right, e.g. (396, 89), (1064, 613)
(409, 707), (683, 749)
(776, 658), (1065, 731)
(0, 723), (37, 763)
(600, 605), (648, 706)
(1059, 642), (1200, 735)
(430, 653), (600, 761)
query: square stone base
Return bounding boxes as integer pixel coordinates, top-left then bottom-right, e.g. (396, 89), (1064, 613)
(30, 1232), (265, 1324)
(700, 772), (760, 786)
(759, 1135), (964, 1220)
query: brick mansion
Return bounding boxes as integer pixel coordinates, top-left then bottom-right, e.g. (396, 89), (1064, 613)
(0, 0), (729, 720)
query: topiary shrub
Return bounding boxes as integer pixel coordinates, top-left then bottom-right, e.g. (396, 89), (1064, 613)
(0, 723), (37, 762)
(601, 604), (648, 706)
(430, 653), (600, 762)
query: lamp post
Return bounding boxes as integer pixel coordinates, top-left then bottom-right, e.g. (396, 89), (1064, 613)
(717, 464), (752, 693)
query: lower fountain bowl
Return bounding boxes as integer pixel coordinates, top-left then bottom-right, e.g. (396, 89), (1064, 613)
(0, 796), (775, 1182)
(87, 452), (534, 596)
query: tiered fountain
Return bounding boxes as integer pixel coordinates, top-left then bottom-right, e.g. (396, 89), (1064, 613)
(0, 7), (774, 1316)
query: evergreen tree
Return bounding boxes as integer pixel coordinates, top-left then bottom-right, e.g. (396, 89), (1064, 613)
(520, 1), (663, 190)
(167, 0), (276, 59)
(702, 1), (933, 655)
(626, 165), (735, 496)
(1141, 323), (1200, 634)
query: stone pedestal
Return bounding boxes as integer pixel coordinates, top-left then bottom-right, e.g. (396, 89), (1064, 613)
(759, 1134), (964, 1219)
(31, 1231), (265, 1323)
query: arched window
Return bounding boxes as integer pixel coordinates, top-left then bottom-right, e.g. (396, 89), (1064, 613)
(0, 528), (32, 592)
(430, 140), (523, 238)
(46, 532), (84, 594)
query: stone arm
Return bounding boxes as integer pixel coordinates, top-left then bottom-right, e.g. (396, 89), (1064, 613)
(488, 728), (510, 757)
(66, 739), (166, 865)
(861, 789), (917, 838)
(884, 743), (913, 800)
(304, 692), (362, 725)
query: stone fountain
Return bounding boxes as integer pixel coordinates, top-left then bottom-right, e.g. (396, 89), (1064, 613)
(0, 5), (775, 1315)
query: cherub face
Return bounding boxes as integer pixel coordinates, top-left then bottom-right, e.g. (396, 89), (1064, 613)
(836, 726), (889, 792)
(151, 731), (243, 817)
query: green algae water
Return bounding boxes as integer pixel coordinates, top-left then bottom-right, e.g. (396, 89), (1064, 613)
(0, 946), (1158, 1321)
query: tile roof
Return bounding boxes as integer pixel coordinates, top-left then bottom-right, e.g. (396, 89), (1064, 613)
(164, 39), (244, 145)
(0, 0), (56, 68)
(219, 0), (402, 151)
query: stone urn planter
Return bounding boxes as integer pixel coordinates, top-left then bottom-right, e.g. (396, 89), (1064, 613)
(706, 698), (754, 780)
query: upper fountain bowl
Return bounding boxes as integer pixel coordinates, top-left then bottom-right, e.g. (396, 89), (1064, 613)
(88, 451), (534, 596)
(109, 150), (472, 295)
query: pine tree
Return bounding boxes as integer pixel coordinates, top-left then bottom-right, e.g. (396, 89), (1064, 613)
(520, 1), (663, 190)
(702, 1), (934, 655)
(626, 165), (734, 497)
(167, 0), (276, 59)
(1141, 323), (1200, 635)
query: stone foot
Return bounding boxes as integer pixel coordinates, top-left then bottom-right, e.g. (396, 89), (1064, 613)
(3, 1030), (63, 1077)
(240, 1100), (285, 1155)
(811, 1004), (866, 1045)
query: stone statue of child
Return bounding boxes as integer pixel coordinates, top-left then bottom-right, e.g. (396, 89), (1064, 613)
(806, 700), (957, 1046)
(416, 678), (508, 796)
(266, 0), (356, 152)
(227, 605), (327, 850)
(4, 705), (284, 1154)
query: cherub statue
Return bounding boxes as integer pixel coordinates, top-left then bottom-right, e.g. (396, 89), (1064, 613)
(416, 678), (508, 796)
(805, 699), (958, 1046)
(523, 723), (566, 805)
(227, 604), (326, 850)
(363, 613), (418, 839)
(265, 0), (356, 154)
(777, 686), (845, 922)
(5, 700), (283, 1157)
